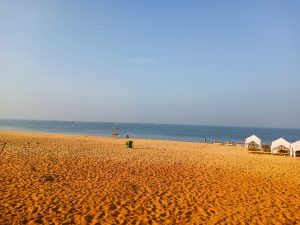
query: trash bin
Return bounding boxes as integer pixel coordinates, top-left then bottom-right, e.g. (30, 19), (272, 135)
(126, 140), (133, 148)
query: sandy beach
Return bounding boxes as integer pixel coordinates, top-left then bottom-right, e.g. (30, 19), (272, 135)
(0, 130), (299, 224)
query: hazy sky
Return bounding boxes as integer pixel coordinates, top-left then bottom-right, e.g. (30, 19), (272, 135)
(1, 1), (300, 128)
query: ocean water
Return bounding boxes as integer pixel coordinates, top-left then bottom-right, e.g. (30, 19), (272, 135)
(0, 119), (300, 144)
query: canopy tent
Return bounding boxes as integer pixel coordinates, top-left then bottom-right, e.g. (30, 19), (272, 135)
(291, 140), (300, 157)
(271, 138), (291, 154)
(245, 135), (262, 149)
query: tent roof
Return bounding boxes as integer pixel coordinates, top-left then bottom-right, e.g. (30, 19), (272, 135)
(271, 138), (291, 150)
(245, 135), (261, 144)
(291, 140), (300, 151)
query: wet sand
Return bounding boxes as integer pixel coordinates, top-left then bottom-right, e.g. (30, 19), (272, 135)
(0, 130), (299, 224)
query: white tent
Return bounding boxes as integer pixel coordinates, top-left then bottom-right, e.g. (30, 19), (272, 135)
(290, 140), (300, 157)
(271, 138), (291, 154)
(245, 135), (262, 149)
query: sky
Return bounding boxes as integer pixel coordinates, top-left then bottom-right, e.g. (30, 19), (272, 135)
(0, 1), (300, 128)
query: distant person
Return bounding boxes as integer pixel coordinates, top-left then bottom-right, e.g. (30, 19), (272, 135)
(204, 137), (207, 142)
(126, 134), (130, 139)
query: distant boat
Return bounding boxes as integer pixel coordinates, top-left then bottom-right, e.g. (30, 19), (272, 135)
(112, 127), (120, 135)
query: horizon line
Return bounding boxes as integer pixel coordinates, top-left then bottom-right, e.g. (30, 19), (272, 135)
(0, 117), (299, 130)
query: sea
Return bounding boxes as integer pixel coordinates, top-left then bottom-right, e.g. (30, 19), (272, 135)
(0, 119), (300, 144)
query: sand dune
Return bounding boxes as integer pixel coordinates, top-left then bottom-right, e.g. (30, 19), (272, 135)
(0, 130), (299, 224)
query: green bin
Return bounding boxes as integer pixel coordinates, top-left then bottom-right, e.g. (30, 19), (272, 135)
(126, 140), (133, 148)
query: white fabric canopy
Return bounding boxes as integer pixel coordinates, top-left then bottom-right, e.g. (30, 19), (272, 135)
(291, 140), (300, 157)
(245, 135), (262, 149)
(271, 138), (291, 154)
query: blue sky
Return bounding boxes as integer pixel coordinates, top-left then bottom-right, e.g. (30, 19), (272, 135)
(1, 1), (300, 128)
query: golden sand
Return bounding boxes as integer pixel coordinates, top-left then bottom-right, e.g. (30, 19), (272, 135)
(0, 130), (299, 224)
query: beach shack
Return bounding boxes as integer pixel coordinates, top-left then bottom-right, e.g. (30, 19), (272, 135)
(271, 138), (291, 155)
(290, 140), (300, 157)
(245, 135), (261, 149)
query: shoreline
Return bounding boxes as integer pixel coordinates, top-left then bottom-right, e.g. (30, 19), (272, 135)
(0, 129), (202, 143)
(0, 129), (213, 145)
